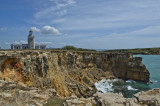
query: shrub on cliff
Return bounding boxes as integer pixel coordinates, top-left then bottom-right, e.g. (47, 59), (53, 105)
(62, 45), (96, 51)
(62, 45), (77, 50)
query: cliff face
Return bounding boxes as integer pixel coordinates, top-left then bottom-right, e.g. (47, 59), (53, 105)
(0, 50), (149, 97)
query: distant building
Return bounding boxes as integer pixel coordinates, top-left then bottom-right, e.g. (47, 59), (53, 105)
(11, 30), (46, 50)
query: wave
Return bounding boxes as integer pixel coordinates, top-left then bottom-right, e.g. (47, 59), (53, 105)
(95, 79), (122, 93)
(150, 79), (158, 83)
(127, 86), (138, 91)
(126, 80), (136, 83)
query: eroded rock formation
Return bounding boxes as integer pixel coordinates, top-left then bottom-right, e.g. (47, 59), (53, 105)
(0, 80), (159, 106)
(65, 88), (160, 106)
(0, 80), (57, 106)
(0, 50), (149, 97)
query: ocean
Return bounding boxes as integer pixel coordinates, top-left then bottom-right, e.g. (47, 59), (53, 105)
(95, 55), (160, 98)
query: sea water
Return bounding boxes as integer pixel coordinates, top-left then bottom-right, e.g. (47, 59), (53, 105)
(95, 55), (160, 98)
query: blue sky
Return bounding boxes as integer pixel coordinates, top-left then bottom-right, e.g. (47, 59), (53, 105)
(1, 0), (160, 49)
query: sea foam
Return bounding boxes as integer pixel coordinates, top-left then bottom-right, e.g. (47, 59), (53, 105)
(127, 86), (138, 91)
(95, 79), (120, 93)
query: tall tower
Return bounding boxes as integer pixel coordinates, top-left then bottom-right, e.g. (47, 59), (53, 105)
(28, 30), (35, 49)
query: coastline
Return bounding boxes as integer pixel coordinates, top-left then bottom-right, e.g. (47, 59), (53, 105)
(0, 50), (157, 105)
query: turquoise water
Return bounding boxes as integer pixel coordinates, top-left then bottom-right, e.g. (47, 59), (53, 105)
(135, 55), (160, 89)
(95, 55), (160, 98)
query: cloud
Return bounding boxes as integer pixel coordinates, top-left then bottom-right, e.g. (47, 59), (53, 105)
(106, 25), (160, 38)
(0, 27), (7, 31)
(31, 27), (40, 32)
(39, 41), (53, 45)
(34, 0), (76, 19)
(13, 41), (20, 44)
(41, 25), (62, 35)
(48, 0), (160, 32)
(26, 0), (160, 49)
(56, 0), (76, 8)
(57, 9), (67, 16)
(20, 40), (27, 44)
(12, 40), (27, 44)
(5, 42), (10, 45)
(31, 26), (62, 35)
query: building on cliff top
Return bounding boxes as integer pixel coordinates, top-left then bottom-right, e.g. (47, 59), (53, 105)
(11, 30), (46, 50)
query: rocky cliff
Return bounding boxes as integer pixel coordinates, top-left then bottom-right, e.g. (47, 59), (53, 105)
(0, 50), (149, 97)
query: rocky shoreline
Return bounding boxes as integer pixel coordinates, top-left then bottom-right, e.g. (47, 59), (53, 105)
(0, 50), (155, 105)
(0, 80), (159, 106)
(65, 88), (160, 106)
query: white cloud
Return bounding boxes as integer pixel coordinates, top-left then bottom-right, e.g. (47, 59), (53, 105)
(56, 0), (76, 8)
(39, 41), (53, 45)
(34, 0), (76, 19)
(52, 18), (66, 23)
(47, 0), (160, 32)
(13, 41), (20, 44)
(20, 40), (27, 44)
(5, 42), (10, 45)
(31, 27), (40, 32)
(27, 0), (160, 49)
(30, 26), (62, 35)
(12, 40), (27, 44)
(34, 7), (57, 19)
(57, 9), (67, 16)
(0, 27), (7, 31)
(106, 25), (160, 38)
(41, 25), (62, 35)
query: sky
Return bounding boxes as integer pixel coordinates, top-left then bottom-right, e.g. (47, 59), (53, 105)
(0, 0), (160, 49)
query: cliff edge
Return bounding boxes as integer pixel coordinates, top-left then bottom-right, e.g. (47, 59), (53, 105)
(0, 50), (149, 97)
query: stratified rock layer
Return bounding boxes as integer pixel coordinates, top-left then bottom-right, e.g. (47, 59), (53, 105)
(0, 50), (149, 97)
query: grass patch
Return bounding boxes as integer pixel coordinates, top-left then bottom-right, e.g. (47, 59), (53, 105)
(44, 97), (66, 106)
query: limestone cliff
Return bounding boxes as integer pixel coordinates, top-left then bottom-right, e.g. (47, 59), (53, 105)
(0, 50), (149, 97)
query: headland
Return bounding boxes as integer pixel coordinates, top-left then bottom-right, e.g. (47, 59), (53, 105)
(0, 50), (158, 105)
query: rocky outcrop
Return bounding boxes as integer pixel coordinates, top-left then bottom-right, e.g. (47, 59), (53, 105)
(65, 88), (160, 106)
(0, 50), (149, 97)
(0, 79), (159, 106)
(133, 88), (160, 106)
(0, 80), (57, 106)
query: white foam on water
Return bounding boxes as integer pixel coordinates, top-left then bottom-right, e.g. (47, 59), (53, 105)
(126, 80), (136, 83)
(150, 79), (158, 83)
(127, 86), (138, 91)
(95, 79), (120, 93)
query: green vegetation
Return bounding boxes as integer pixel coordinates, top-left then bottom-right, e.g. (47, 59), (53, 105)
(105, 48), (160, 54)
(62, 45), (77, 50)
(61, 45), (96, 51)
(44, 98), (66, 106)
